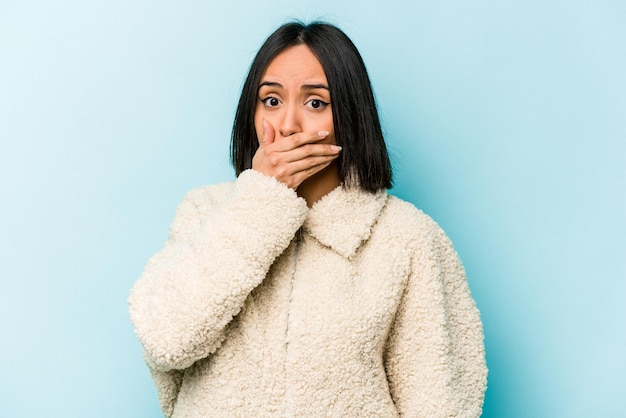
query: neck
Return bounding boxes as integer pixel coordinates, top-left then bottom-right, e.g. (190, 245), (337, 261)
(297, 162), (341, 208)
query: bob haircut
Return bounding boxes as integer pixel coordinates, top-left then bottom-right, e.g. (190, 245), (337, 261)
(231, 21), (392, 192)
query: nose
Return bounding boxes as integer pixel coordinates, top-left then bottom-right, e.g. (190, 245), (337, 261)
(278, 102), (302, 138)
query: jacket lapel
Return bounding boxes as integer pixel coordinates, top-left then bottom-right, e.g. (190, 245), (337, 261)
(303, 187), (388, 258)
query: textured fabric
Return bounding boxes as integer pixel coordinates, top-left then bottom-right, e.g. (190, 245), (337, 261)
(128, 169), (487, 417)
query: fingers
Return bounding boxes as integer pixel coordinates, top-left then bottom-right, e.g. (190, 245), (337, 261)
(280, 142), (341, 163)
(259, 128), (341, 166)
(262, 152), (339, 189)
(262, 137), (341, 171)
(259, 118), (275, 146)
(286, 160), (335, 189)
(270, 129), (332, 152)
(268, 155), (336, 189)
(252, 126), (341, 189)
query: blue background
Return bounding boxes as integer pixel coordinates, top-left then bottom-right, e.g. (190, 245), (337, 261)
(1, 1), (625, 417)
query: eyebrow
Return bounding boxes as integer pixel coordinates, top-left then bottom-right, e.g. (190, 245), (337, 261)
(258, 81), (330, 91)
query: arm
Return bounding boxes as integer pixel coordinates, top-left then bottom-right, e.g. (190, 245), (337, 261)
(128, 169), (308, 373)
(384, 219), (487, 417)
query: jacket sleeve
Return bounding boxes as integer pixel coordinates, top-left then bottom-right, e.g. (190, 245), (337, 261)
(128, 169), (308, 374)
(384, 218), (487, 418)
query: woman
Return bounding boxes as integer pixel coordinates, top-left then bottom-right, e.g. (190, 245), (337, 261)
(129, 21), (487, 417)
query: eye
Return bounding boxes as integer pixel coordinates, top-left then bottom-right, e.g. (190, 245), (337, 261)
(261, 97), (281, 108)
(306, 99), (330, 110)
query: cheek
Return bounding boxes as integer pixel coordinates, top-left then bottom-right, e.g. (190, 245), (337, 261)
(323, 115), (334, 132)
(321, 112), (336, 144)
(253, 109), (263, 143)
(301, 110), (335, 142)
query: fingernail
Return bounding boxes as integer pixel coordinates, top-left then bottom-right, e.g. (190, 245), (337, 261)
(331, 145), (342, 151)
(317, 130), (329, 138)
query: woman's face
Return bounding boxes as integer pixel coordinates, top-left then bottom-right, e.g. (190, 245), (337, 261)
(254, 44), (335, 145)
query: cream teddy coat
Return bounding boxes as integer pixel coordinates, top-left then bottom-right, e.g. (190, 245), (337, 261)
(129, 169), (487, 417)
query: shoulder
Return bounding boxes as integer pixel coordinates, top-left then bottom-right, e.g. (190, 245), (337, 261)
(376, 194), (459, 260)
(182, 180), (235, 210)
(163, 181), (235, 232)
(177, 170), (305, 220)
(381, 195), (445, 239)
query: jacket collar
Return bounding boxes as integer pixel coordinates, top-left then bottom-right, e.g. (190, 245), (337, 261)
(302, 186), (388, 258)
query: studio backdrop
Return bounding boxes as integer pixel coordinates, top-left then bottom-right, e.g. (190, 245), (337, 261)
(1, 1), (624, 417)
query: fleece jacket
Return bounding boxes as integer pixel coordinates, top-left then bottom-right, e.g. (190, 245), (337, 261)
(128, 169), (487, 417)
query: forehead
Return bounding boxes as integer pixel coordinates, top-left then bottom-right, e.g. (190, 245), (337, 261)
(261, 44), (327, 84)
